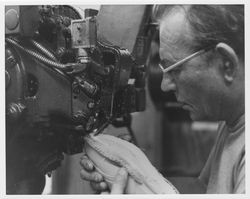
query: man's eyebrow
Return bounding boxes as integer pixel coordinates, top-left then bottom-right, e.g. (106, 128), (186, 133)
(161, 59), (174, 66)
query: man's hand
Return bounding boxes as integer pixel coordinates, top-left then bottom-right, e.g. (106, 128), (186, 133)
(100, 168), (128, 194)
(80, 128), (132, 193)
(80, 154), (128, 194)
(80, 154), (108, 192)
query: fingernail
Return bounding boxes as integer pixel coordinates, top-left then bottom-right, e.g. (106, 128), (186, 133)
(87, 162), (93, 170)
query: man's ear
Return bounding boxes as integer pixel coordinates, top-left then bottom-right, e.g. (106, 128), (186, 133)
(215, 42), (239, 83)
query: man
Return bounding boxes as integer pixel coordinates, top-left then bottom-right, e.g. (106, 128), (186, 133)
(80, 5), (245, 194)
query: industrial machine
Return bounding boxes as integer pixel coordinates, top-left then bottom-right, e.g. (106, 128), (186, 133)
(5, 5), (156, 193)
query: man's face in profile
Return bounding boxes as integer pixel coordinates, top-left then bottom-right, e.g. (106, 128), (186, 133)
(159, 7), (224, 122)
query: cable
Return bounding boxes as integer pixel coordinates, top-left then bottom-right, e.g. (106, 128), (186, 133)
(124, 114), (138, 145)
(5, 38), (71, 71)
(28, 39), (66, 75)
(112, 114), (138, 145)
(29, 39), (57, 61)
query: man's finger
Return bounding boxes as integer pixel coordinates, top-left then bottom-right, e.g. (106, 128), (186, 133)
(90, 181), (108, 192)
(80, 155), (94, 171)
(100, 191), (110, 194)
(118, 134), (132, 142)
(80, 169), (103, 182)
(110, 168), (128, 194)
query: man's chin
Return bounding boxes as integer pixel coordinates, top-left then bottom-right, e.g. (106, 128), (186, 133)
(182, 106), (206, 121)
(189, 112), (196, 121)
(189, 111), (203, 121)
(189, 111), (210, 122)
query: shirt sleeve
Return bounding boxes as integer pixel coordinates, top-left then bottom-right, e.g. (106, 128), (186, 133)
(198, 122), (225, 189)
(198, 145), (214, 187)
(233, 149), (245, 194)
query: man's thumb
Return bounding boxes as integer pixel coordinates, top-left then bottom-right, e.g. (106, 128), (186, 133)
(110, 168), (128, 194)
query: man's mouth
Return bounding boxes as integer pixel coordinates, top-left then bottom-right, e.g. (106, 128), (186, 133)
(182, 104), (192, 111)
(177, 100), (192, 111)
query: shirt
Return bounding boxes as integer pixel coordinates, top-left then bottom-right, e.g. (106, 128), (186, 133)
(199, 114), (245, 194)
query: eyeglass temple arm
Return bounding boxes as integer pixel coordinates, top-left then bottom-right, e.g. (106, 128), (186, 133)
(161, 46), (215, 73)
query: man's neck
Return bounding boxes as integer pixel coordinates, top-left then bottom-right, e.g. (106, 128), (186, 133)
(225, 103), (244, 128)
(225, 83), (245, 128)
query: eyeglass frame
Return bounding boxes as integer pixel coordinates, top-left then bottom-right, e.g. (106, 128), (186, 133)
(158, 45), (215, 73)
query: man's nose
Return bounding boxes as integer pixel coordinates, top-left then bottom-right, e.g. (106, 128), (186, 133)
(161, 72), (176, 92)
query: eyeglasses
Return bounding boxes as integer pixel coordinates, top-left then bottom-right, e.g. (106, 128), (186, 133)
(159, 46), (215, 73)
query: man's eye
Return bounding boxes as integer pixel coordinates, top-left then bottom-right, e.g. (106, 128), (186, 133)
(170, 67), (181, 75)
(160, 60), (174, 69)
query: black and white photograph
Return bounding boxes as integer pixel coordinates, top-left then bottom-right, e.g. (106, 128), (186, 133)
(2, 2), (248, 197)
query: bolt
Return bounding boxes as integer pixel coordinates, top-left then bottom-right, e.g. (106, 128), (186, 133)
(75, 125), (84, 131)
(85, 116), (96, 131)
(7, 56), (17, 67)
(56, 47), (66, 57)
(73, 85), (80, 94)
(73, 111), (87, 122)
(104, 67), (111, 75)
(73, 114), (80, 120)
(87, 101), (95, 109)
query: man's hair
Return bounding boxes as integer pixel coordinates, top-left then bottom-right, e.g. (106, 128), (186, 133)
(154, 5), (244, 59)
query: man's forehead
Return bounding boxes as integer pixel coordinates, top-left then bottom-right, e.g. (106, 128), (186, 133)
(159, 7), (194, 61)
(159, 42), (179, 62)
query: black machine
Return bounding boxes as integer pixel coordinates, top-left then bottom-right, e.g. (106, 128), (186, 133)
(5, 5), (156, 193)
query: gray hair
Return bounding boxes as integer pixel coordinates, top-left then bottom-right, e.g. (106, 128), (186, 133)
(154, 5), (244, 59)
